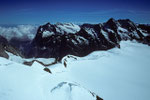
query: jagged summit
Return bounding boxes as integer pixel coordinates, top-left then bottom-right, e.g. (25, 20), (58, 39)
(105, 18), (118, 25)
(105, 18), (119, 26)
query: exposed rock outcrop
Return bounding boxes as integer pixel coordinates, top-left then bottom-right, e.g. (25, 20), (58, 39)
(0, 35), (23, 59)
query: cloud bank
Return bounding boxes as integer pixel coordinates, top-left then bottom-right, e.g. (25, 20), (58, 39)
(0, 25), (38, 41)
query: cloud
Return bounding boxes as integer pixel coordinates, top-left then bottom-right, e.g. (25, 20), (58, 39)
(0, 25), (38, 41)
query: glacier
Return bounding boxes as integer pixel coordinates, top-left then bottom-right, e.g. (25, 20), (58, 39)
(0, 41), (150, 100)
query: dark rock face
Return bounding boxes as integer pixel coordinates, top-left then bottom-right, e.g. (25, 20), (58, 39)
(0, 36), (9, 59)
(9, 37), (31, 56)
(138, 24), (150, 34)
(24, 19), (150, 60)
(143, 36), (150, 46)
(0, 35), (8, 44)
(0, 45), (9, 59)
(0, 35), (23, 59)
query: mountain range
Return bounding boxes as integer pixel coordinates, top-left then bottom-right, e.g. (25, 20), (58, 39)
(0, 18), (150, 60)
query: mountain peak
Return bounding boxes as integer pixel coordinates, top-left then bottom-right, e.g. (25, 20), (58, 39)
(104, 18), (119, 30)
(108, 18), (116, 22)
(46, 22), (51, 25)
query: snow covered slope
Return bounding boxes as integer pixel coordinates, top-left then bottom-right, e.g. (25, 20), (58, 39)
(59, 41), (150, 100)
(38, 22), (81, 38)
(0, 41), (150, 100)
(55, 23), (80, 34)
(0, 57), (102, 100)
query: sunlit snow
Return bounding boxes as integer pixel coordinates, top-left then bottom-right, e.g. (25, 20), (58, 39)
(0, 41), (150, 100)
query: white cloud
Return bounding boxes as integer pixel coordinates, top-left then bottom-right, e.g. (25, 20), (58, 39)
(0, 25), (38, 41)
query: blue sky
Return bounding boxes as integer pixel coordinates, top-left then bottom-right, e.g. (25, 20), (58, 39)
(0, 0), (150, 24)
